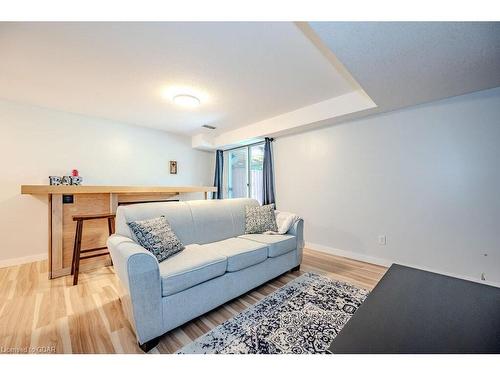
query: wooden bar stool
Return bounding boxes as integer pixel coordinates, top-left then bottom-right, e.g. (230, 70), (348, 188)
(70, 213), (116, 285)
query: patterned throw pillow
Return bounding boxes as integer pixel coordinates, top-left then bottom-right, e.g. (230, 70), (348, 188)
(127, 216), (184, 262)
(245, 204), (278, 234)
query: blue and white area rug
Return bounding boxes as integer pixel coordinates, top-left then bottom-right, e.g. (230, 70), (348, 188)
(177, 273), (369, 354)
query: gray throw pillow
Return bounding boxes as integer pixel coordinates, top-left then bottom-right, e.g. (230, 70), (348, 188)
(127, 216), (184, 262)
(245, 204), (278, 234)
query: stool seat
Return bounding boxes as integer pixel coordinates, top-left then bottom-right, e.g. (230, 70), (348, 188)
(73, 213), (116, 221)
(71, 212), (116, 285)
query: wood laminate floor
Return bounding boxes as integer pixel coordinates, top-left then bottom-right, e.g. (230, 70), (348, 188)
(0, 249), (387, 354)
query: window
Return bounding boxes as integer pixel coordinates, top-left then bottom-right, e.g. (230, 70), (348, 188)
(228, 147), (248, 199)
(249, 144), (264, 204)
(227, 143), (265, 204)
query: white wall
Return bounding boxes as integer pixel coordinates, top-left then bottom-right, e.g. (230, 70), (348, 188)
(0, 100), (213, 265)
(275, 87), (500, 284)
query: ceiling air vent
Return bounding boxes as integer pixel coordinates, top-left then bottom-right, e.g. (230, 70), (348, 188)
(202, 124), (217, 130)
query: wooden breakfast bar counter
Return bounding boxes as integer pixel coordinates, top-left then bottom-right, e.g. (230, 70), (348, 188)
(21, 185), (217, 279)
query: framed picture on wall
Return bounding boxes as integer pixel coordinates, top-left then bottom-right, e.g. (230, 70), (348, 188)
(170, 160), (177, 174)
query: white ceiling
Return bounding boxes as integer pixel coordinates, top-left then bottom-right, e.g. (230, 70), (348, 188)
(2, 22), (499, 148)
(0, 22), (354, 135)
(195, 22), (500, 150)
(309, 22), (500, 112)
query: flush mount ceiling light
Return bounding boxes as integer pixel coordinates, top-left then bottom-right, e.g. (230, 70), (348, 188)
(173, 94), (201, 108)
(161, 85), (209, 108)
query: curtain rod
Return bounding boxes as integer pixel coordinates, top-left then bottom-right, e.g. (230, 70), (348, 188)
(221, 138), (273, 152)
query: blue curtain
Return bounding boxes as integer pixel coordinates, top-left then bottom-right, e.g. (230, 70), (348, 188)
(213, 150), (224, 199)
(262, 138), (276, 206)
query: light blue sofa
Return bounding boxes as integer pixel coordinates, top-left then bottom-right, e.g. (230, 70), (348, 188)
(107, 198), (304, 351)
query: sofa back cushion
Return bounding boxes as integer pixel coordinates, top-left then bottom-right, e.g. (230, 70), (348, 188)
(116, 201), (196, 245)
(226, 198), (259, 235)
(115, 198), (260, 245)
(185, 198), (259, 244)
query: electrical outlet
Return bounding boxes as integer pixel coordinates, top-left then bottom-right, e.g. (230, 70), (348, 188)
(378, 235), (387, 245)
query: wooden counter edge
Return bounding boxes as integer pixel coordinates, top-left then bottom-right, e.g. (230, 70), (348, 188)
(21, 185), (218, 195)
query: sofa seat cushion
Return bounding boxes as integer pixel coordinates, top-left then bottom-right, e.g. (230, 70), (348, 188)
(159, 244), (227, 297)
(201, 238), (268, 272)
(238, 234), (296, 258)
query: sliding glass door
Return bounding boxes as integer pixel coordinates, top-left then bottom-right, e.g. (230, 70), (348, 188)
(228, 147), (248, 199)
(227, 143), (264, 204)
(249, 144), (264, 204)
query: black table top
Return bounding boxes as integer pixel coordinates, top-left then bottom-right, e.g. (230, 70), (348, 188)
(329, 264), (500, 354)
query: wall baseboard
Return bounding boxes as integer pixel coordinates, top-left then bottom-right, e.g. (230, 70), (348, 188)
(305, 241), (500, 288)
(305, 241), (392, 268)
(0, 253), (47, 269)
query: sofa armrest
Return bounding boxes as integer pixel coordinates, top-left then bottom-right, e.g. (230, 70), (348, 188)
(287, 219), (304, 264)
(107, 234), (162, 344)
